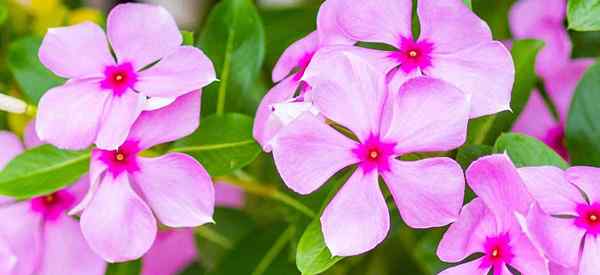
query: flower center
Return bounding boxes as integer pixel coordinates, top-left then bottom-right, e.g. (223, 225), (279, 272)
(98, 140), (141, 176)
(576, 203), (600, 235)
(369, 150), (379, 160)
(30, 191), (76, 221)
(353, 135), (396, 173)
(389, 37), (434, 74)
(480, 233), (514, 270)
(408, 50), (418, 58)
(101, 62), (138, 96)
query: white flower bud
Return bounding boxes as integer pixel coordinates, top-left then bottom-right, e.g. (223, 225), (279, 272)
(0, 93), (27, 114)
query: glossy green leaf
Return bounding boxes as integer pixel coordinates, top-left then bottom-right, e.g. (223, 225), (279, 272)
(456, 144), (493, 169)
(7, 36), (64, 104)
(197, 0), (266, 115)
(171, 113), (261, 177)
(566, 60), (600, 166)
(568, 0), (600, 31)
(296, 219), (342, 275)
(0, 145), (90, 198)
(182, 30), (195, 46)
(105, 260), (141, 275)
(493, 133), (569, 169)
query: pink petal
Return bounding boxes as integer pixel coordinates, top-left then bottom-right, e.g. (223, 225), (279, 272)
(215, 182), (245, 208)
(81, 174), (157, 262)
(134, 154), (215, 227)
(315, 0), (355, 46)
(271, 113), (358, 195)
(136, 46), (216, 98)
(0, 236), (16, 274)
(69, 152), (107, 215)
(107, 3), (182, 69)
(321, 171), (389, 256)
(0, 202), (43, 275)
(384, 77), (469, 154)
(36, 80), (110, 150)
(509, 0), (566, 38)
(418, 0), (492, 53)
(549, 262), (578, 275)
(517, 166), (584, 216)
(509, 231), (550, 275)
(0, 131), (24, 170)
(37, 216), (106, 275)
(580, 234), (600, 275)
(544, 59), (594, 122)
(437, 198), (496, 262)
(512, 90), (559, 141)
(39, 22), (114, 79)
(438, 258), (490, 275)
(95, 91), (145, 150)
(141, 229), (197, 275)
(23, 119), (43, 149)
(336, 0), (412, 46)
(426, 41), (514, 118)
(272, 32), (318, 83)
(128, 92), (201, 150)
(566, 167), (600, 203)
(382, 158), (464, 228)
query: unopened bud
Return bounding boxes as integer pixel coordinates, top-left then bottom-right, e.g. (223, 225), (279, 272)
(0, 93), (27, 114)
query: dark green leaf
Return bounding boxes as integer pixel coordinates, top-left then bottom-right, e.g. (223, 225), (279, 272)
(568, 0), (600, 31)
(105, 260), (142, 275)
(472, 0), (515, 40)
(493, 133), (569, 168)
(182, 30), (195, 46)
(171, 113), (261, 176)
(296, 220), (342, 275)
(0, 145), (90, 198)
(456, 144), (493, 169)
(7, 36), (64, 104)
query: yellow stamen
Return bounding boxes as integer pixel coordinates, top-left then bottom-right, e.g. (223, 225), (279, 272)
(115, 74), (124, 81)
(408, 50), (418, 57)
(115, 153), (125, 161)
(369, 151), (379, 159)
(590, 214), (598, 222)
(491, 249), (499, 257)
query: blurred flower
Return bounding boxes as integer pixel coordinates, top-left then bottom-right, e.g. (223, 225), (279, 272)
(68, 8), (104, 26)
(36, 3), (216, 150)
(271, 50), (468, 256)
(73, 93), (215, 262)
(437, 155), (548, 275)
(0, 93), (27, 114)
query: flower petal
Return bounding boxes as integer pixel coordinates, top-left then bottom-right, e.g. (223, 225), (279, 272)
(518, 166), (584, 216)
(272, 32), (319, 83)
(426, 41), (514, 118)
(321, 171), (389, 256)
(215, 182), (245, 208)
(315, 0), (355, 46)
(134, 153), (214, 227)
(0, 202), (43, 275)
(549, 262), (578, 275)
(544, 59), (594, 122)
(37, 216), (106, 275)
(36, 80), (109, 150)
(136, 46), (216, 98)
(438, 258), (490, 275)
(382, 158), (464, 228)
(384, 77), (469, 154)
(81, 174), (157, 262)
(69, 152), (107, 215)
(509, 0), (566, 38)
(509, 230), (550, 275)
(271, 113), (358, 195)
(39, 22), (114, 79)
(0, 236), (16, 274)
(107, 3), (182, 69)
(128, 92), (201, 150)
(336, 0), (412, 46)
(0, 131), (23, 170)
(23, 119), (43, 149)
(580, 234), (600, 275)
(95, 91), (145, 150)
(141, 229), (197, 275)
(512, 91), (559, 141)
(566, 166), (600, 203)
(418, 0), (492, 53)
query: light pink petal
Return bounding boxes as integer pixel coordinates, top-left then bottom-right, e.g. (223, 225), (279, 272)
(437, 198), (497, 262)
(418, 0), (492, 53)
(526, 205), (585, 268)
(566, 167), (600, 203)
(215, 182), (245, 208)
(128, 92), (200, 150)
(580, 234), (600, 275)
(36, 80), (109, 150)
(315, 0), (355, 46)
(141, 229), (197, 275)
(438, 258), (490, 275)
(321, 171), (389, 256)
(466, 154), (532, 230)
(426, 41), (514, 118)
(382, 158), (464, 228)
(384, 77), (469, 154)
(38, 216), (106, 275)
(69, 151), (107, 215)
(95, 91), (145, 150)
(0, 131), (24, 170)
(23, 120), (43, 149)
(39, 22), (113, 79)
(0, 236), (16, 274)
(134, 154), (214, 227)
(387, 67), (423, 97)
(518, 166), (584, 216)
(512, 90), (559, 141)
(272, 113), (358, 195)
(136, 46), (216, 98)
(107, 3), (182, 69)
(510, 231), (550, 275)
(549, 262), (578, 275)
(81, 174), (157, 262)
(509, 0), (566, 38)
(544, 59), (595, 122)
(533, 28), (573, 78)
(336, 0), (412, 46)
(0, 202), (43, 275)
(272, 32), (318, 83)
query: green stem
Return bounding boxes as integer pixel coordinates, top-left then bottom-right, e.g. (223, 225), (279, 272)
(216, 26), (236, 115)
(195, 226), (233, 249)
(251, 225), (294, 275)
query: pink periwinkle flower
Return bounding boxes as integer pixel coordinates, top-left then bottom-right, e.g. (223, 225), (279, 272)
(36, 3), (216, 150)
(334, 0), (515, 118)
(437, 154), (549, 275)
(71, 92), (215, 262)
(0, 129), (106, 275)
(271, 50), (469, 256)
(518, 166), (600, 274)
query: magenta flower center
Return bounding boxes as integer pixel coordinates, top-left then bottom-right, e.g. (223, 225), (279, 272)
(98, 140), (141, 176)
(480, 233), (514, 271)
(101, 62), (138, 96)
(30, 190), (76, 221)
(293, 52), (315, 81)
(575, 203), (600, 235)
(389, 37), (434, 74)
(544, 125), (568, 160)
(353, 135), (396, 173)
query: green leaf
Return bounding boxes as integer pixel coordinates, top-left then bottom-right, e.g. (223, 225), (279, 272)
(568, 0), (600, 31)
(182, 30), (195, 46)
(0, 0), (7, 26)
(197, 0), (266, 115)
(171, 113), (261, 177)
(0, 145), (90, 198)
(472, 0), (515, 40)
(296, 220), (342, 275)
(7, 36), (64, 104)
(463, 0), (472, 9)
(456, 144), (493, 169)
(566, 60), (600, 166)
(493, 133), (569, 169)
(105, 260), (142, 275)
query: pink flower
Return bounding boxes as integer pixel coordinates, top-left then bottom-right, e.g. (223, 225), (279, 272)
(0, 129), (106, 275)
(334, 0), (514, 118)
(36, 3), (216, 150)
(72, 92), (215, 262)
(271, 50), (468, 256)
(518, 166), (600, 273)
(437, 154), (548, 275)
